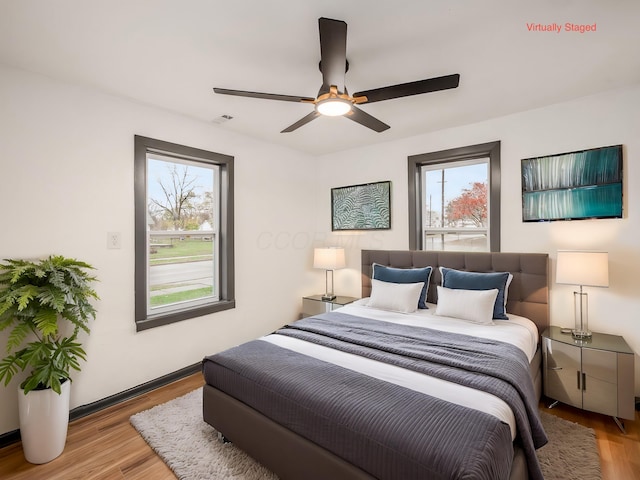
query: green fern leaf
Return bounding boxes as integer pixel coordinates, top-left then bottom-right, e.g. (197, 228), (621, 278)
(6, 321), (32, 352)
(20, 341), (52, 367)
(17, 285), (40, 311)
(0, 354), (20, 386)
(37, 286), (66, 312)
(33, 308), (59, 337)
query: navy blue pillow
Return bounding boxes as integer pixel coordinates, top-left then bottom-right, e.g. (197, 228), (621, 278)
(372, 263), (432, 309)
(440, 267), (512, 320)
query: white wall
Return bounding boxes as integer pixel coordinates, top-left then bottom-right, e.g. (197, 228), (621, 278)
(315, 84), (640, 395)
(0, 65), (320, 435)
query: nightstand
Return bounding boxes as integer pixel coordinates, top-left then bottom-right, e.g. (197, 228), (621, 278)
(301, 295), (358, 318)
(542, 326), (635, 432)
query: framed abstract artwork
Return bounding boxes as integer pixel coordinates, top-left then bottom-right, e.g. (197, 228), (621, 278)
(521, 145), (623, 222)
(331, 181), (391, 231)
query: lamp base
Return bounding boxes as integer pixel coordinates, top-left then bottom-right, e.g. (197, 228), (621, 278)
(572, 329), (592, 339)
(572, 290), (592, 340)
(321, 293), (337, 301)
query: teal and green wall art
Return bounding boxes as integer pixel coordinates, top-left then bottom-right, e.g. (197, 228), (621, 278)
(331, 181), (391, 231)
(521, 145), (623, 222)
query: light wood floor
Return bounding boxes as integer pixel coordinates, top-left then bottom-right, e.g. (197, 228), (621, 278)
(0, 373), (638, 479)
(0, 373), (205, 480)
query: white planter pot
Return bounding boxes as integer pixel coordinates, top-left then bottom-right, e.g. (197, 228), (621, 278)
(18, 380), (71, 464)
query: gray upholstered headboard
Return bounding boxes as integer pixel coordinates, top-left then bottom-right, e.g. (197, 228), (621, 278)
(362, 250), (549, 334)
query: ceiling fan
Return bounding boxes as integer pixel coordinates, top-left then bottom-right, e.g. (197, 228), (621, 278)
(213, 17), (460, 133)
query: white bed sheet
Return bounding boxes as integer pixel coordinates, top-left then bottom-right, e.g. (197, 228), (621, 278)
(258, 301), (543, 440)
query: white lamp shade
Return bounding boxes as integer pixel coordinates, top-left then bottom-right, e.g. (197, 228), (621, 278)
(313, 248), (346, 270)
(556, 250), (609, 287)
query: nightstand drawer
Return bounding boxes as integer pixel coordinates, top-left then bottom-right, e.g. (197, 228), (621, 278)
(582, 348), (618, 416)
(543, 337), (582, 408)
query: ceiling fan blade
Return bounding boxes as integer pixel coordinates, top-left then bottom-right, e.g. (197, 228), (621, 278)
(318, 17), (347, 94)
(214, 88), (314, 103)
(281, 111), (321, 133)
(345, 106), (390, 132)
(353, 74), (460, 104)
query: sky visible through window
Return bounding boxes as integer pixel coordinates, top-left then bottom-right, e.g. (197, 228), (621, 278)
(147, 156), (214, 220)
(424, 163), (487, 222)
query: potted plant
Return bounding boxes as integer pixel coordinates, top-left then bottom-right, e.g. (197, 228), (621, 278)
(0, 255), (98, 464)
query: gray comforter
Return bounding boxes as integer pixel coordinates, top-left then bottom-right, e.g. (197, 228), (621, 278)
(279, 312), (548, 479)
(202, 312), (547, 480)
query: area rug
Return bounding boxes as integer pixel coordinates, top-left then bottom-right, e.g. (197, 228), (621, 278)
(130, 388), (601, 480)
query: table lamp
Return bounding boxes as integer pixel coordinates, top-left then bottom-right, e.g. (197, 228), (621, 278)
(556, 250), (609, 339)
(313, 247), (346, 301)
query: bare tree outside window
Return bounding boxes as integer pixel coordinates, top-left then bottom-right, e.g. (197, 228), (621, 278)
(149, 164), (199, 231)
(148, 163), (214, 231)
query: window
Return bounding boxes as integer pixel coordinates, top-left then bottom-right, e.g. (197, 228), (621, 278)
(422, 159), (489, 251)
(134, 136), (234, 331)
(408, 141), (500, 252)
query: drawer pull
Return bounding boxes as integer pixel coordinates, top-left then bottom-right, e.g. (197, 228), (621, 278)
(549, 367), (562, 371)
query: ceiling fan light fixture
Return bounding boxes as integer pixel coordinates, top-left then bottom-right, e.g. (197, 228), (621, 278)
(213, 18), (460, 133)
(316, 98), (352, 116)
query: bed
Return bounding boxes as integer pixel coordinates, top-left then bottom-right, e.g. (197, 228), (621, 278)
(202, 249), (550, 480)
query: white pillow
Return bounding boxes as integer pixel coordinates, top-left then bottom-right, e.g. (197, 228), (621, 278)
(434, 286), (499, 325)
(367, 279), (425, 314)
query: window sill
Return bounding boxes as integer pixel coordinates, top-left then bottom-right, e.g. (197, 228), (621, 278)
(135, 299), (236, 332)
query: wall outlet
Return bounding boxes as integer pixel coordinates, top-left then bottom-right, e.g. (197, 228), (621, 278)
(107, 232), (122, 249)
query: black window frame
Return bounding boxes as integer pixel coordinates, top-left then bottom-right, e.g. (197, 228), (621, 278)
(134, 135), (234, 331)
(408, 141), (501, 252)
